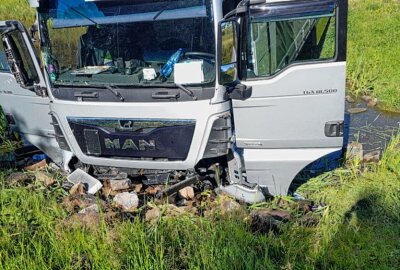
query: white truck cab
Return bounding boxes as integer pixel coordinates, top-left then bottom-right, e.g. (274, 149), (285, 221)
(0, 0), (348, 203)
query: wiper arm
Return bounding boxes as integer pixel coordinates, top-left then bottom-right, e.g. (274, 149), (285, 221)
(175, 84), (198, 101)
(105, 85), (125, 102)
(153, 3), (171, 20)
(55, 83), (125, 102)
(59, 1), (99, 26)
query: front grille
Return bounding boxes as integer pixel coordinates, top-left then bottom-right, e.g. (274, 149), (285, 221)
(68, 118), (196, 161)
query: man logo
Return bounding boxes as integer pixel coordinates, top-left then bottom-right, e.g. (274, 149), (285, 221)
(119, 120), (134, 130)
(104, 138), (156, 151)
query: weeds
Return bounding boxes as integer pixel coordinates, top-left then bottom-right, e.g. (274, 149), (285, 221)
(0, 134), (399, 269)
(347, 0), (400, 111)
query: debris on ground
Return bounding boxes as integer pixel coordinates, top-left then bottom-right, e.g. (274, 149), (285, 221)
(250, 209), (292, 234)
(178, 186), (195, 200)
(6, 172), (33, 186)
(78, 204), (100, 215)
(24, 159), (47, 171)
(67, 169), (103, 195)
(346, 95), (355, 103)
(347, 141), (364, 161)
(363, 150), (381, 163)
(347, 107), (367, 114)
(145, 207), (161, 222)
(361, 95), (378, 107)
(34, 171), (56, 187)
(113, 192), (139, 212)
(69, 182), (86, 195)
(109, 179), (132, 191)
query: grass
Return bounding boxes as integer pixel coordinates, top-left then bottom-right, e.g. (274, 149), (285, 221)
(0, 134), (399, 269)
(0, 1), (399, 269)
(347, 0), (400, 111)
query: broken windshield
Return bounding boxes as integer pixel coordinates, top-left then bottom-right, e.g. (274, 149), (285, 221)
(38, 0), (215, 88)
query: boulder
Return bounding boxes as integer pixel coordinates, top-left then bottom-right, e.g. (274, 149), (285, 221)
(250, 209), (292, 234)
(145, 207), (161, 222)
(347, 142), (364, 161)
(345, 95), (355, 103)
(78, 204), (100, 215)
(347, 108), (367, 114)
(178, 186), (195, 200)
(6, 172), (32, 186)
(35, 171), (56, 187)
(363, 150), (381, 163)
(69, 182), (86, 195)
(24, 159), (47, 171)
(113, 192), (139, 212)
(109, 179), (132, 191)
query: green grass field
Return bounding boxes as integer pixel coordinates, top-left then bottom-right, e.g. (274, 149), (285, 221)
(0, 0), (400, 269)
(0, 136), (398, 269)
(347, 0), (400, 112)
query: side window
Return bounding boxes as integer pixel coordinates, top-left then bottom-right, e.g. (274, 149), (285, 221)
(0, 42), (10, 72)
(246, 11), (337, 78)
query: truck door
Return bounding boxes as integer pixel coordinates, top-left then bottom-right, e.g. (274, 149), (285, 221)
(224, 0), (348, 195)
(0, 21), (65, 164)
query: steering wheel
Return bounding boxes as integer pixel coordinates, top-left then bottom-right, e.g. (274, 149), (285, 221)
(183, 52), (215, 63)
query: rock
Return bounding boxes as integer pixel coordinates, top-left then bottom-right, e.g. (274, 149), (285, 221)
(145, 186), (162, 196)
(113, 192), (139, 212)
(217, 196), (242, 214)
(363, 150), (381, 163)
(345, 95), (355, 103)
(250, 209), (292, 234)
(347, 142), (363, 161)
(78, 204), (100, 214)
(35, 171), (56, 187)
(69, 182), (86, 195)
(109, 179), (132, 191)
(297, 213), (321, 227)
(134, 183), (143, 193)
(347, 108), (367, 114)
(277, 197), (291, 209)
(62, 194), (98, 213)
(165, 204), (185, 217)
(297, 200), (313, 214)
(178, 186), (195, 200)
(145, 207), (161, 222)
(102, 180), (118, 197)
(6, 172), (32, 186)
(24, 159), (47, 171)
(361, 95), (373, 103)
(367, 98), (378, 108)
(66, 212), (100, 228)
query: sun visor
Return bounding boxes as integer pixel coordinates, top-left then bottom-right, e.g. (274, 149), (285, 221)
(52, 6), (207, 28)
(250, 0), (336, 22)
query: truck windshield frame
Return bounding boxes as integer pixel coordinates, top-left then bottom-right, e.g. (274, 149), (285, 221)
(38, 0), (216, 90)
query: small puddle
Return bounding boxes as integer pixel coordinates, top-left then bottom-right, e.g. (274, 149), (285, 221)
(345, 101), (400, 153)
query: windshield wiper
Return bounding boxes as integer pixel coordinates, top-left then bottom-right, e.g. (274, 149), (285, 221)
(105, 85), (125, 102)
(153, 3), (172, 20)
(55, 83), (125, 102)
(175, 84), (198, 101)
(59, 1), (99, 26)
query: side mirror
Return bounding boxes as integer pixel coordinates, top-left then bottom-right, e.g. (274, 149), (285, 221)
(219, 19), (239, 85)
(2, 27), (39, 89)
